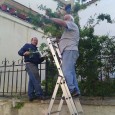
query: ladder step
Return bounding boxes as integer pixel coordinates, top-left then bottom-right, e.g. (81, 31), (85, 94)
(50, 111), (60, 114)
(52, 44), (58, 48)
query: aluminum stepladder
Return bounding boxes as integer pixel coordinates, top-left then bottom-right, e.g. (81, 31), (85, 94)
(46, 37), (83, 115)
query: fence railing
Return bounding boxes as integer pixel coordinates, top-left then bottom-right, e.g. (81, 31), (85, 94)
(0, 58), (46, 97)
(0, 57), (115, 98)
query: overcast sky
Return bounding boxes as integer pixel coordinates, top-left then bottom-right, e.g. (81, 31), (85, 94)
(14, 0), (115, 36)
(78, 0), (115, 36)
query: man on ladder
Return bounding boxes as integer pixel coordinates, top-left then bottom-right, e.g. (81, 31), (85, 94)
(45, 10), (80, 98)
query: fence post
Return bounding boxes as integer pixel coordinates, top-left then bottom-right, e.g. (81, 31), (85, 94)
(2, 58), (9, 96)
(45, 58), (48, 96)
(11, 61), (15, 96)
(0, 70), (2, 89)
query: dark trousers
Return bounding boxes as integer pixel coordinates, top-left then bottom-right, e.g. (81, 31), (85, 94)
(26, 63), (43, 98)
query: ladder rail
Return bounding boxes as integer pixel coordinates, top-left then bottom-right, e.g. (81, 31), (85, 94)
(54, 41), (79, 114)
(47, 76), (62, 114)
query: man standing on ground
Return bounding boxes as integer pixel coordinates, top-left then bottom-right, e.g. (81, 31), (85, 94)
(45, 14), (80, 97)
(18, 37), (44, 101)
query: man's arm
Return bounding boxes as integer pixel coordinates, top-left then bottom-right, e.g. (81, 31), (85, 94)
(18, 44), (30, 56)
(49, 18), (67, 27)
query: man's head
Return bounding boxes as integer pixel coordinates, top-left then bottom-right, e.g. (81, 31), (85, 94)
(31, 37), (38, 46)
(64, 14), (74, 22)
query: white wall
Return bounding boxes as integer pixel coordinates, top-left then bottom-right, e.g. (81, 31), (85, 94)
(14, 0), (58, 14)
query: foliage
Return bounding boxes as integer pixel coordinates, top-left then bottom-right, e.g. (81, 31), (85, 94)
(78, 27), (115, 96)
(77, 12), (115, 96)
(41, 59), (62, 96)
(97, 14), (112, 23)
(42, 77), (62, 96)
(27, 12), (43, 28)
(13, 102), (24, 109)
(73, 3), (87, 13)
(42, 77), (57, 95)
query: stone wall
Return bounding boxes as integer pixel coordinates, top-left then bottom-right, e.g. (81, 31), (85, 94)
(0, 97), (115, 115)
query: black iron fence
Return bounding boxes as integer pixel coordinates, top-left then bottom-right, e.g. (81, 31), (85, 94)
(0, 57), (115, 98)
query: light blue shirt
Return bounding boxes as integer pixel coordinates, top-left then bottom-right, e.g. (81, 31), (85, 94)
(59, 21), (80, 54)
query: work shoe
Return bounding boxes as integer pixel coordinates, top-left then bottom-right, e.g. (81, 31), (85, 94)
(29, 96), (37, 102)
(37, 96), (45, 100)
(36, 96), (50, 100)
(29, 95), (50, 101)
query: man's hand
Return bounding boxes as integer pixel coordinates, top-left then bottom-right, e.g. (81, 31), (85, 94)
(44, 15), (50, 20)
(23, 51), (30, 56)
